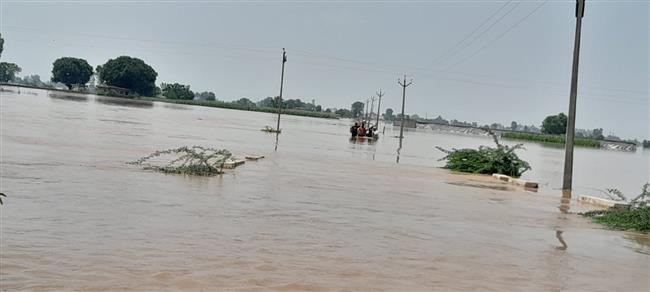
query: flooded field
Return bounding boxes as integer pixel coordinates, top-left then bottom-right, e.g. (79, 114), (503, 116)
(1, 86), (649, 291)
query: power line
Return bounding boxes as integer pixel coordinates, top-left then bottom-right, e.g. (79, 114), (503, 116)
(415, 0), (519, 74)
(439, 0), (549, 72)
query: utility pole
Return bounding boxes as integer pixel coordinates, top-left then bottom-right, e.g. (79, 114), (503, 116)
(563, 0), (585, 190)
(364, 99), (370, 124)
(369, 96), (377, 126)
(398, 75), (413, 140)
(276, 48), (287, 133)
(375, 90), (384, 127)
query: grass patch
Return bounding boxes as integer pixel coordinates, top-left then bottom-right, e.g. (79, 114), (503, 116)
(437, 128), (531, 177)
(140, 97), (339, 119)
(501, 132), (601, 148)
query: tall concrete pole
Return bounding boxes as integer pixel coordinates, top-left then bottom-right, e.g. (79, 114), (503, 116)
(276, 48), (287, 133)
(375, 90), (384, 127)
(369, 96), (376, 126)
(364, 99), (369, 124)
(398, 75), (413, 140)
(563, 0), (585, 190)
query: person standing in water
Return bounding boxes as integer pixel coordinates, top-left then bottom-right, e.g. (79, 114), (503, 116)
(350, 122), (359, 137)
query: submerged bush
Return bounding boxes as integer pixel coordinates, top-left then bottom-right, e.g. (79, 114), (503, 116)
(437, 128), (530, 177)
(583, 207), (650, 232)
(129, 146), (231, 176)
(582, 183), (650, 232)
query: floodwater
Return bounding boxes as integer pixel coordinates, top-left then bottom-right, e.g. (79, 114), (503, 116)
(1, 86), (649, 291)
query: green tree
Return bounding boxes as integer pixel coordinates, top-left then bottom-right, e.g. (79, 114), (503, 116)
(335, 108), (352, 118)
(541, 113), (568, 135)
(161, 83), (195, 100)
(511, 121), (518, 130)
(233, 98), (256, 108)
(258, 97), (277, 108)
(643, 140), (650, 149)
(384, 108), (394, 120)
(591, 128), (604, 139)
(51, 57), (93, 89)
(0, 62), (21, 82)
(196, 91), (216, 101)
(98, 56), (157, 96)
(351, 101), (364, 118)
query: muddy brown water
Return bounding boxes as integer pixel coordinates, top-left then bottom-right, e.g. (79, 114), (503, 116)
(1, 86), (649, 291)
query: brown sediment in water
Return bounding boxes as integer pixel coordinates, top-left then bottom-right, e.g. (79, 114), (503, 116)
(1, 86), (649, 291)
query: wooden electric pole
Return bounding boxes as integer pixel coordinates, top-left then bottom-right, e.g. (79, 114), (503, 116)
(563, 0), (585, 190)
(375, 90), (384, 127)
(398, 75), (413, 140)
(276, 48), (287, 133)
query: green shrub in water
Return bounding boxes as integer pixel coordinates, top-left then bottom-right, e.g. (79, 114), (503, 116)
(582, 183), (650, 232)
(129, 146), (232, 176)
(437, 128), (531, 177)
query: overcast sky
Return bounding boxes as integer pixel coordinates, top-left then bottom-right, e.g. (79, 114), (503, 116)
(1, 0), (648, 139)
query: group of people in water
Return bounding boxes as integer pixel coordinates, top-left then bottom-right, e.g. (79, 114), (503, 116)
(350, 122), (376, 138)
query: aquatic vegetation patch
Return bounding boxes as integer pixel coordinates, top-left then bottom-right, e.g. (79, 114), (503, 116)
(129, 146), (232, 176)
(437, 128), (531, 177)
(582, 183), (650, 232)
(501, 132), (601, 148)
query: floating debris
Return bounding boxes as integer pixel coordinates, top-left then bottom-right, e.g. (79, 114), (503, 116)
(261, 126), (281, 133)
(245, 155), (265, 161)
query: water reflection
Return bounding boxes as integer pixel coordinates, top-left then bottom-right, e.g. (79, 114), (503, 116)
(49, 93), (88, 102)
(95, 96), (154, 108)
(559, 189), (572, 214)
(396, 136), (404, 163)
(274, 132), (280, 151)
(555, 230), (568, 250)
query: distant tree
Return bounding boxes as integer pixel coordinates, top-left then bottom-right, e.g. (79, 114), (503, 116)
(384, 108), (394, 120)
(541, 113), (568, 135)
(642, 140), (650, 149)
(98, 56), (157, 96)
(0, 62), (21, 82)
(411, 114), (421, 121)
(315, 105), (322, 112)
(284, 99), (306, 110)
(19, 74), (44, 86)
(161, 83), (194, 100)
(351, 101), (364, 118)
(324, 108), (333, 113)
(591, 128), (604, 140)
(490, 123), (504, 129)
(257, 97), (277, 108)
(511, 121), (518, 131)
(432, 115), (449, 125)
(233, 98), (256, 108)
(195, 91), (216, 101)
(335, 108), (352, 118)
(51, 57), (93, 89)
(0, 33), (4, 59)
